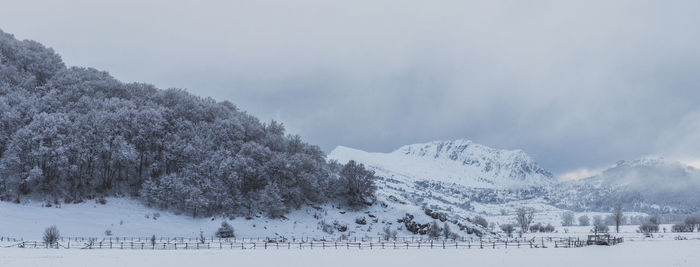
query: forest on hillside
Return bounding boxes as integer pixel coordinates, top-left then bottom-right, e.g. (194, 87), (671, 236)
(0, 30), (376, 218)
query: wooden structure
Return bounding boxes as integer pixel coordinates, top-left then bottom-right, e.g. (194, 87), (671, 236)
(586, 234), (623, 246)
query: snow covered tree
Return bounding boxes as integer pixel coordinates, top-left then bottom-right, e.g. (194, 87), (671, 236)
(684, 216), (700, 232)
(337, 160), (377, 208)
(215, 221), (235, 238)
(473, 216), (488, 229)
(261, 183), (287, 218)
(612, 205), (624, 233)
(515, 208), (535, 232)
(561, 211), (575, 226)
(578, 215), (590, 226)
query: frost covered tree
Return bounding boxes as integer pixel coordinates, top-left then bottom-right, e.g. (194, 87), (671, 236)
(578, 215), (590, 226)
(684, 216), (700, 232)
(215, 221), (235, 238)
(515, 208), (535, 232)
(473, 216), (488, 229)
(561, 211), (575, 227)
(337, 160), (377, 208)
(612, 205), (624, 233)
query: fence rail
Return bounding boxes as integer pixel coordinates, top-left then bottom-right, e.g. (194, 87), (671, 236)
(1, 235), (622, 250)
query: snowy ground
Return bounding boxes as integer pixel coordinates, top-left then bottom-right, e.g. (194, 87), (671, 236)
(0, 198), (691, 242)
(0, 197), (424, 240)
(1, 240), (699, 267)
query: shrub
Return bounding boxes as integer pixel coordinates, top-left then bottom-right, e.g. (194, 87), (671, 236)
(639, 216), (660, 234)
(355, 216), (367, 225)
(500, 224), (515, 237)
(215, 221), (235, 238)
(43, 225), (60, 247)
(104, 229), (112, 236)
(473, 216), (488, 229)
(542, 223), (555, 233)
(671, 224), (693, 233)
(334, 221), (348, 232)
(639, 223), (659, 234)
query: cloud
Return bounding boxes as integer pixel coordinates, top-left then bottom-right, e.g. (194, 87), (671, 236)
(559, 168), (606, 181)
(679, 159), (700, 170)
(1, 0), (699, 173)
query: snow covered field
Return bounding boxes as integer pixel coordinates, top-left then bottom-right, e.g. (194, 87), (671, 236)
(1, 240), (699, 267)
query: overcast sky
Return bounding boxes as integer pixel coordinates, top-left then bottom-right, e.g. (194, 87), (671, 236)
(1, 0), (699, 177)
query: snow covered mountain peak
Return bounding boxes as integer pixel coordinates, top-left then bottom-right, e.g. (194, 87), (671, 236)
(329, 139), (554, 189)
(393, 139), (552, 182)
(612, 156), (694, 171)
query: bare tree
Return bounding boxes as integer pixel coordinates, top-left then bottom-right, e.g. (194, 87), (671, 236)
(561, 211), (575, 226)
(382, 226), (397, 241)
(612, 205), (624, 233)
(198, 230), (206, 244)
(427, 221), (442, 239)
(443, 223), (451, 239)
(43, 225), (60, 248)
(515, 208), (535, 232)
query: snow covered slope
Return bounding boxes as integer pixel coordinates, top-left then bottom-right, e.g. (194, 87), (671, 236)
(329, 139), (553, 189)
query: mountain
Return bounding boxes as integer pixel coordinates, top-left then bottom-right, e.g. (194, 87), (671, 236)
(554, 156), (700, 213)
(330, 139), (554, 189)
(331, 141), (700, 218)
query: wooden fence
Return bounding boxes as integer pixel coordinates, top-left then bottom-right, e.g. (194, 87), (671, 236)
(2, 236), (608, 250)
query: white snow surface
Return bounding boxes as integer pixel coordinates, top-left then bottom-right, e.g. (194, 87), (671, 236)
(0, 197), (430, 240)
(1, 240), (699, 267)
(329, 139), (553, 189)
